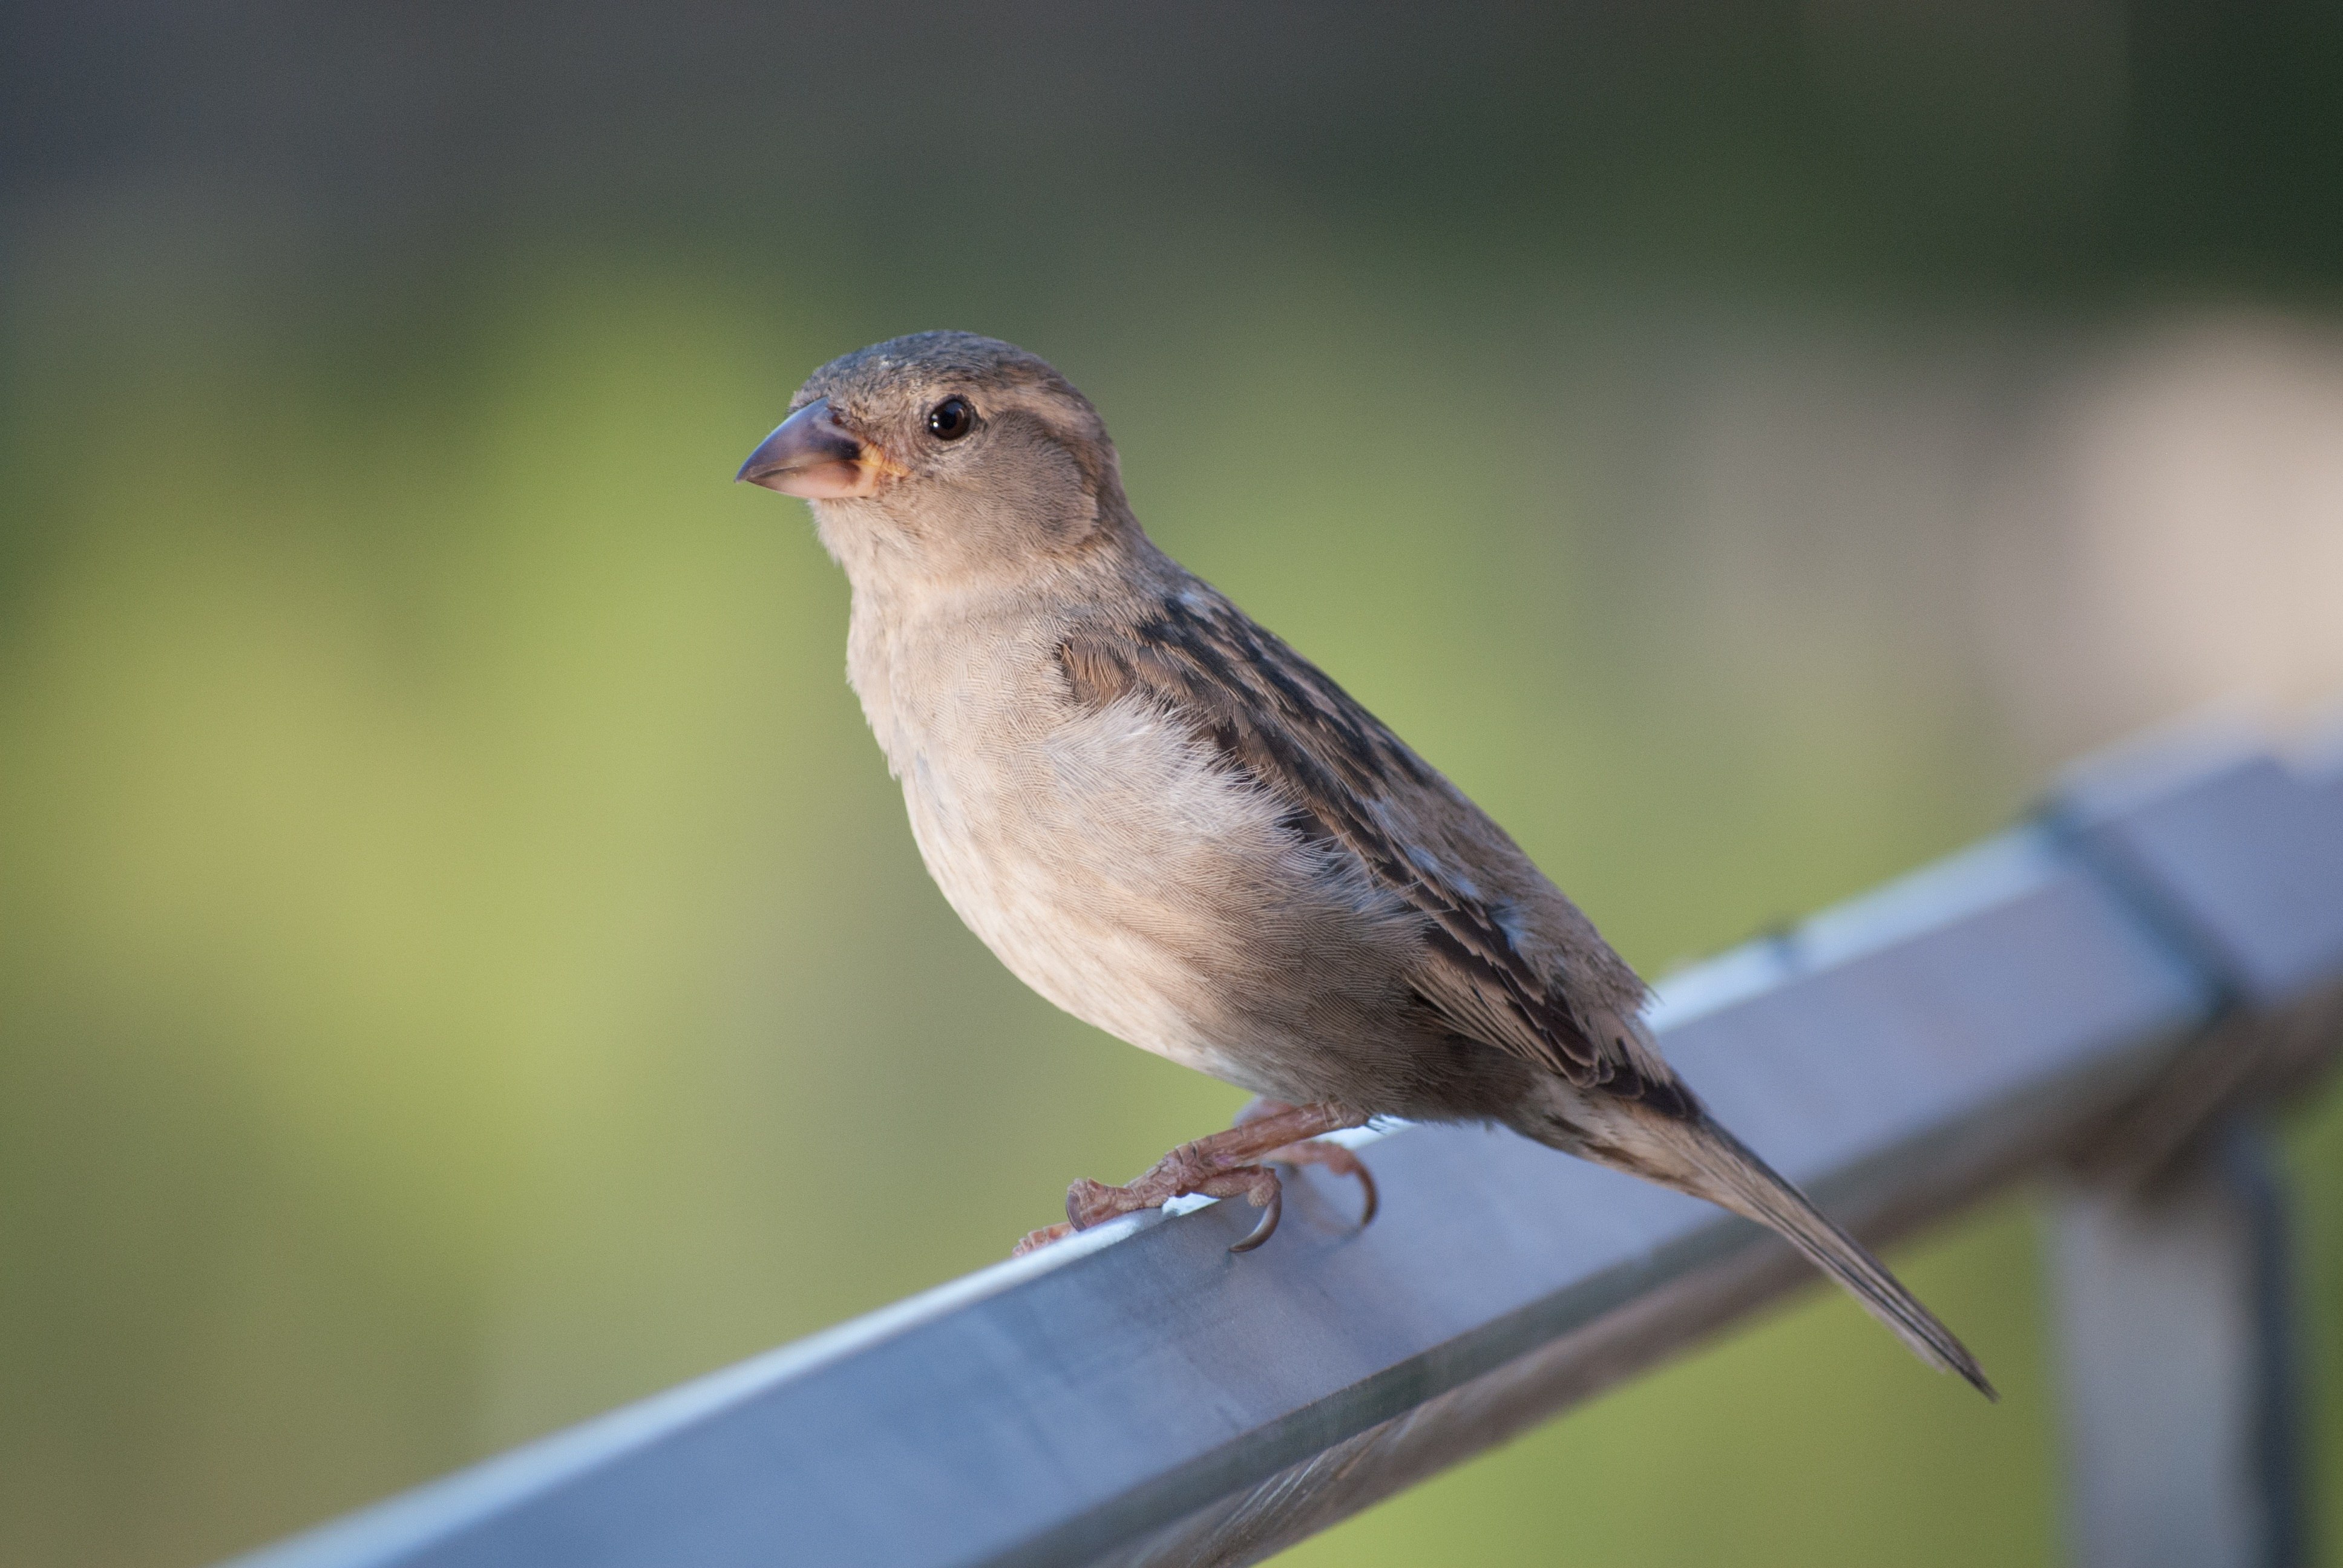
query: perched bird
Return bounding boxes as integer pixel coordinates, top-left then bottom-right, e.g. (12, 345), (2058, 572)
(738, 331), (1993, 1397)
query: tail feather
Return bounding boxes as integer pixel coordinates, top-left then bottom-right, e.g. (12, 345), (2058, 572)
(1666, 1114), (1996, 1399)
(1523, 1086), (1999, 1399)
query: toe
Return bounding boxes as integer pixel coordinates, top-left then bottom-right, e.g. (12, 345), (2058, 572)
(1204, 1165), (1284, 1253)
(1228, 1180), (1283, 1252)
(1014, 1222), (1075, 1256)
(1268, 1138), (1378, 1229)
(1064, 1177), (1126, 1229)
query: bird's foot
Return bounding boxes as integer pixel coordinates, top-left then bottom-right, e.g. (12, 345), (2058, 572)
(1236, 1098), (1379, 1228)
(1257, 1134), (1379, 1228)
(1011, 1100), (1371, 1257)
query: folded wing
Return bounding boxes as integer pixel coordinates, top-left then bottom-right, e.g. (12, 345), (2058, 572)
(1057, 582), (1689, 1117)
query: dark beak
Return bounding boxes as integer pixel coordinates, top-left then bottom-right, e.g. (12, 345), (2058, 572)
(735, 398), (880, 498)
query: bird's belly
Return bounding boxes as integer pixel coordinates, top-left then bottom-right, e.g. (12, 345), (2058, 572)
(897, 696), (1404, 1095)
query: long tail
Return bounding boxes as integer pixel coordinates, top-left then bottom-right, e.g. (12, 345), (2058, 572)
(1685, 1116), (1994, 1397)
(1535, 1096), (1997, 1399)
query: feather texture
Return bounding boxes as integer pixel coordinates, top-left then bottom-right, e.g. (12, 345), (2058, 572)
(1058, 580), (1690, 1117)
(752, 328), (1994, 1396)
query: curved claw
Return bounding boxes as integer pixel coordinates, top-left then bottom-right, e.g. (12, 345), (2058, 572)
(1349, 1160), (1380, 1227)
(1228, 1179), (1283, 1253)
(1267, 1138), (1378, 1230)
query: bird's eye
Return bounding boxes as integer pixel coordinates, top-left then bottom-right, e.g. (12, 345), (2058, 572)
(925, 397), (975, 441)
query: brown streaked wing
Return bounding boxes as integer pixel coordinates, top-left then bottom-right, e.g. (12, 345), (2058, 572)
(1055, 586), (1686, 1113)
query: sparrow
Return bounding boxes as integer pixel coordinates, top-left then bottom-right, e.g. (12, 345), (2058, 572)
(737, 332), (1992, 1397)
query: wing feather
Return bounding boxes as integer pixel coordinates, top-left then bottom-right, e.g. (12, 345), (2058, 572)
(1057, 584), (1686, 1114)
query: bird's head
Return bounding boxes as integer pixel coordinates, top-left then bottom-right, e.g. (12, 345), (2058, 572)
(737, 332), (1132, 589)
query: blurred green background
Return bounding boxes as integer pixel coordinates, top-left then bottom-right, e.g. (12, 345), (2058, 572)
(4, 4), (2342, 1565)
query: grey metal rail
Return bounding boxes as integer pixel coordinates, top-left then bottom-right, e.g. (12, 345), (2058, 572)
(228, 722), (2343, 1568)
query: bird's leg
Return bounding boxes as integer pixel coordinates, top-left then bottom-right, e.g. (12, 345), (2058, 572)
(1239, 1098), (1380, 1228)
(1013, 1101), (1369, 1256)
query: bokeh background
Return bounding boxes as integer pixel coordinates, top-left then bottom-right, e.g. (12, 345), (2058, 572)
(5, 4), (2343, 1564)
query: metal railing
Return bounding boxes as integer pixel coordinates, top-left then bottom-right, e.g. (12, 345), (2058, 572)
(229, 721), (2343, 1568)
